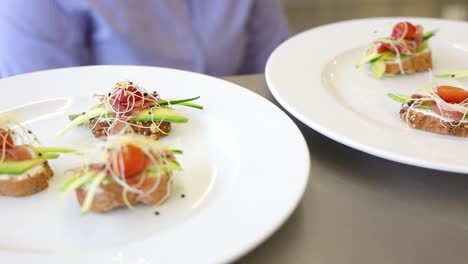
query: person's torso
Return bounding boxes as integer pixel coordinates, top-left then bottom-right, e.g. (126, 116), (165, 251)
(61, 0), (253, 75)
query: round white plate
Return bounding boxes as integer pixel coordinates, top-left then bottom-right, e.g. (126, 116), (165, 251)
(266, 17), (468, 173)
(0, 66), (309, 263)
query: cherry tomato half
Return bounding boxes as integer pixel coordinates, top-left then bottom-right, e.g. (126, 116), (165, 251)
(109, 144), (147, 178)
(437, 85), (468, 104)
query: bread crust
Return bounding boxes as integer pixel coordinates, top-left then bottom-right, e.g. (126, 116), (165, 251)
(0, 161), (53, 197)
(385, 48), (432, 75)
(400, 105), (468, 137)
(75, 173), (171, 213)
(88, 118), (171, 139)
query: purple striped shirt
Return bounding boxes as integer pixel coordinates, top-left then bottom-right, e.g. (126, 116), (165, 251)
(0, 0), (290, 78)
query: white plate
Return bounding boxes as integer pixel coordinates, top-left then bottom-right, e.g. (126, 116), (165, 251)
(0, 66), (309, 263)
(266, 17), (468, 173)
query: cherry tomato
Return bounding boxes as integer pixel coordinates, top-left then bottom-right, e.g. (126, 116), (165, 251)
(109, 144), (147, 178)
(0, 129), (14, 149)
(432, 103), (464, 121)
(110, 85), (143, 104)
(392, 22), (416, 40)
(437, 86), (468, 103)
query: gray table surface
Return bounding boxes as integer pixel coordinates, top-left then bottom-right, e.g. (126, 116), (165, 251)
(223, 74), (468, 264)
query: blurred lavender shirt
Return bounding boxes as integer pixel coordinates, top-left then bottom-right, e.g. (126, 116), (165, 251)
(0, 0), (290, 78)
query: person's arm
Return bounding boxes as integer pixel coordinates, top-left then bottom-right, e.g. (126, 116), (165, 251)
(240, 0), (291, 74)
(0, 0), (90, 78)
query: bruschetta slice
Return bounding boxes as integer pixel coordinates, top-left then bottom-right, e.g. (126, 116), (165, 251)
(61, 134), (182, 214)
(58, 80), (202, 139)
(357, 21), (436, 79)
(0, 114), (72, 196)
(389, 85), (468, 136)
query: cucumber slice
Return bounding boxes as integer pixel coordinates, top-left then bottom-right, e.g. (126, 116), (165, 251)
(57, 107), (106, 137)
(81, 172), (107, 215)
(416, 39), (430, 53)
(61, 171), (96, 196)
(356, 53), (381, 68)
(38, 152), (60, 159)
(145, 160), (182, 177)
(423, 30), (437, 40)
(387, 93), (432, 110)
(170, 149), (183, 154)
(357, 51), (396, 68)
(60, 174), (80, 192)
(34, 147), (76, 154)
(0, 159), (46, 175)
(132, 108), (189, 123)
(417, 105), (432, 110)
(169, 160), (182, 171)
(437, 71), (468, 79)
(371, 60), (386, 79)
(68, 107), (189, 125)
(387, 93), (412, 103)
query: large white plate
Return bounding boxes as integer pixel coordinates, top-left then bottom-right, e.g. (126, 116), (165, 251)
(0, 66), (309, 263)
(266, 17), (468, 173)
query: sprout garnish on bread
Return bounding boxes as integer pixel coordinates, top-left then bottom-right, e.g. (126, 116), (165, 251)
(61, 134), (182, 215)
(388, 79), (468, 136)
(357, 21), (436, 79)
(0, 114), (73, 196)
(57, 80), (202, 139)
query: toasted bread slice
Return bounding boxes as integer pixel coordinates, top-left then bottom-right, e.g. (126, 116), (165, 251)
(400, 105), (468, 137)
(386, 48), (432, 75)
(88, 118), (171, 139)
(0, 161), (53, 196)
(75, 173), (171, 213)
